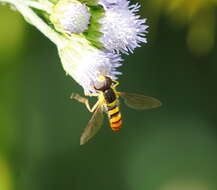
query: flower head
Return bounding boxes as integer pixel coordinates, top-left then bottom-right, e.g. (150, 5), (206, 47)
(50, 0), (91, 34)
(58, 35), (122, 94)
(99, 0), (129, 9)
(99, 1), (148, 54)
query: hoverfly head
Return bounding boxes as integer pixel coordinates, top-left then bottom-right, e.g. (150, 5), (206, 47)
(94, 75), (112, 92)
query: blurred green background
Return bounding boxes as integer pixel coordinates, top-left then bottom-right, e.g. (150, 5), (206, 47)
(0, 0), (217, 190)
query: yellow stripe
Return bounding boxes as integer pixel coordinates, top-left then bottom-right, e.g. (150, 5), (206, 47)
(111, 120), (122, 131)
(110, 113), (121, 123)
(107, 101), (117, 107)
(108, 106), (119, 115)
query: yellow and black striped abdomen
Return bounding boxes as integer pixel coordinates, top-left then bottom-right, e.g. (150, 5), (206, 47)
(107, 101), (122, 131)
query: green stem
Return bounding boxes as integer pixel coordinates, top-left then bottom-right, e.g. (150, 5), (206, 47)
(24, 0), (52, 13)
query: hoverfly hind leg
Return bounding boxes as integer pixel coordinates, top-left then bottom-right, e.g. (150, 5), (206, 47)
(71, 93), (100, 112)
(84, 93), (99, 97)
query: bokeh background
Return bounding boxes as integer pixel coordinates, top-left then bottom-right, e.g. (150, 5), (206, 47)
(1, 0), (217, 190)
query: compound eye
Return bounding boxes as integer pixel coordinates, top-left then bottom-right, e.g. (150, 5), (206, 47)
(94, 75), (112, 91)
(94, 81), (105, 91)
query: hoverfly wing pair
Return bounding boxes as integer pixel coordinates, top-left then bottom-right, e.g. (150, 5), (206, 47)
(80, 92), (161, 145)
(119, 92), (162, 110)
(80, 106), (104, 145)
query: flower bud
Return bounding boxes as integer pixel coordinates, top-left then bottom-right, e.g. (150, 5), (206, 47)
(50, 0), (91, 34)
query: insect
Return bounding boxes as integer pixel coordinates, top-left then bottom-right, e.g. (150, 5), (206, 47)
(71, 76), (161, 145)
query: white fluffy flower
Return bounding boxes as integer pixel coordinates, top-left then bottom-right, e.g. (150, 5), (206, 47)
(99, 0), (129, 9)
(50, 0), (91, 34)
(58, 35), (122, 94)
(99, 2), (148, 53)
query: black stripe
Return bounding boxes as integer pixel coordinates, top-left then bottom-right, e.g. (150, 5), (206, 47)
(107, 104), (117, 111)
(110, 111), (120, 118)
(112, 118), (122, 124)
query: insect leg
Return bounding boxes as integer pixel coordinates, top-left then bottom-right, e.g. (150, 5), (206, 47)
(85, 93), (98, 97)
(89, 100), (101, 112)
(71, 93), (100, 112)
(112, 79), (120, 88)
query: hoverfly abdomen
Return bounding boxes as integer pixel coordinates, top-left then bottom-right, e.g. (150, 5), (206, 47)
(107, 102), (122, 131)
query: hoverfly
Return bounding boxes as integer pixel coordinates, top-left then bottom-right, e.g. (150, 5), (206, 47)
(71, 76), (161, 145)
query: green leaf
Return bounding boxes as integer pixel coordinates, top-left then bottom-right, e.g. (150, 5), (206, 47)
(83, 5), (105, 49)
(79, 0), (99, 6)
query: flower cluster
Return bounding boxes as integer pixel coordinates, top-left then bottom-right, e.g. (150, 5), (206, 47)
(50, 0), (148, 93)
(0, 0), (148, 94)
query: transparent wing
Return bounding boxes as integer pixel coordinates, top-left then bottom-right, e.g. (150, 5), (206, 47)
(119, 92), (162, 110)
(80, 106), (104, 145)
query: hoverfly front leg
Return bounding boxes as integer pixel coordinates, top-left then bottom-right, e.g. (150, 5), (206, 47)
(111, 79), (119, 88)
(71, 93), (100, 112)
